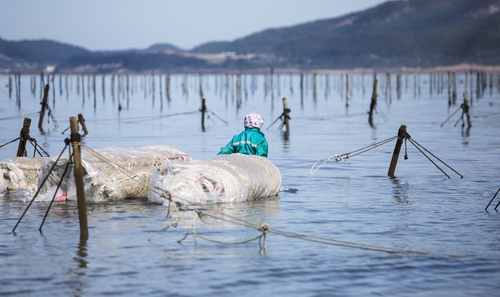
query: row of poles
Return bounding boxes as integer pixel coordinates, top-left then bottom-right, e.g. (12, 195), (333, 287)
(6, 70), (500, 108)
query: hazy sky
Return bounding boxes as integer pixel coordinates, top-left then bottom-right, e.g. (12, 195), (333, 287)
(1, 0), (388, 51)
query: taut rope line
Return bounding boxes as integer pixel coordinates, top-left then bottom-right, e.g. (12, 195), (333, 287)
(309, 136), (398, 175)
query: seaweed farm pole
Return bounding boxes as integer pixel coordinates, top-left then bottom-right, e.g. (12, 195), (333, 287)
(78, 113), (89, 136)
(201, 98), (206, 132)
(8, 75), (12, 99)
(312, 72), (317, 101)
(70, 116), (89, 239)
(38, 84), (50, 131)
(368, 75), (378, 126)
(282, 97), (290, 133)
(16, 118), (31, 157)
(463, 92), (472, 128)
(388, 125), (407, 177)
(166, 74), (171, 101)
(345, 73), (349, 107)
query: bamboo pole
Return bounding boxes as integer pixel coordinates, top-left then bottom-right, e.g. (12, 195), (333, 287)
(70, 116), (89, 239)
(388, 125), (407, 177)
(16, 118), (31, 157)
(38, 84), (50, 131)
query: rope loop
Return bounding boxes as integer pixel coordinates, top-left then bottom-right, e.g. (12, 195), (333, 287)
(258, 223), (270, 234)
(70, 132), (81, 143)
(159, 189), (173, 202)
(19, 130), (30, 141)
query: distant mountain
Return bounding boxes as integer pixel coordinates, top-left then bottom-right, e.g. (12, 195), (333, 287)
(191, 0), (500, 68)
(146, 43), (183, 52)
(56, 51), (210, 73)
(1, 0), (499, 72)
(0, 37), (89, 70)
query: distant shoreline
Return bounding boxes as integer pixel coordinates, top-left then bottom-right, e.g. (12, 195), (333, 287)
(2, 63), (500, 75)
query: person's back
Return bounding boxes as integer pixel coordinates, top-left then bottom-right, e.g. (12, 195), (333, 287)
(218, 113), (268, 158)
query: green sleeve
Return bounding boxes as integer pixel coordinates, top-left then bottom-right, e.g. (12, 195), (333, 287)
(256, 139), (269, 157)
(218, 139), (234, 155)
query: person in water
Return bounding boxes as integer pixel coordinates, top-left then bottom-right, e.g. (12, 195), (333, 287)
(218, 112), (269, 157)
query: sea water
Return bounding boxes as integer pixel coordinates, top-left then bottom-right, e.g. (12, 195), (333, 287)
(0, 72), (499, 296)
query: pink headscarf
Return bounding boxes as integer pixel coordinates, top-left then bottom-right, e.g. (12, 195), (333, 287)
(244, 113), (264, 129)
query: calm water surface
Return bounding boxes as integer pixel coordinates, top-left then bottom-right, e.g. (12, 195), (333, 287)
(1, 72), (499, 296)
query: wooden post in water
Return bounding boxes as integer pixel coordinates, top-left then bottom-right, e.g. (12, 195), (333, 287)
(312, 72), (317, 101)
(345, 73), (349, 107)
(8, 75), (12, 99)
(282, 97), (290, 134)
(70, 116), (89, 239)
(388, 125), (408, 177)
(368, 76), (378, 127)
(16, 118), (31, 157)
(463, 92), (472, 128)
(201, 98), (206, 132)
(78, 113), (89, 136)
(38, 84), (50, 131)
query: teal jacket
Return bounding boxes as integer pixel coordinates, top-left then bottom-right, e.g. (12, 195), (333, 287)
(218, 127), (268, 157)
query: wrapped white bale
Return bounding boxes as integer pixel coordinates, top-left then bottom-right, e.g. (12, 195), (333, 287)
(35, 145), (191, 202)
(0, 157), (45, 198)
(148, 153), (282, 205)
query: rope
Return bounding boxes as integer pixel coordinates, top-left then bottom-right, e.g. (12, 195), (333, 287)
(0, 112), (40, 121)
(39, 150), (73, 233)
(485, 187), (500, 211)
(28, 138), (50, 157)
(12, 140), (70, 233)
(309, 136), (398, 175)
(148, 193), (465, 257)
(0, 137), (21, 149)
(206, 108), (229, 125)
(407, 138), (463, 179)
(440, 105), (462, 127)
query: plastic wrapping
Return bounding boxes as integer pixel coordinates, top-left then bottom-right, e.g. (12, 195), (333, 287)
(53, 145), (191, 202)
(2, 145), (191, 202)
(148, 153), (282, 205)
(0, 157), (45, 198)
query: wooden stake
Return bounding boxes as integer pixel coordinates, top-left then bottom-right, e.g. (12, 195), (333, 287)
(70, 116), (89, 239)
(368, 76), (378, 127)
(463, 92), (472, 128)
(8, 75), (12, 99)
(78, 113), (89, 136)
(38, 84), (50, 131)
(282, 97), (290, 133)
(201, 98), (206, 132)
(388, 125), (407, 177)
(16, 118), (31, 157)
(345, 73), (349, 106)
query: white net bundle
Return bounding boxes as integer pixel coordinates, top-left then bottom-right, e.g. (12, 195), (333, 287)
(4, 145), (191, 202)
(148, 153), (282, 205)
(0, 157), (45, 198)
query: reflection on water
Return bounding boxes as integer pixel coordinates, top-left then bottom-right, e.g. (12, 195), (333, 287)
(1, 72), (500, 296)
(390, 177), (410, 205)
